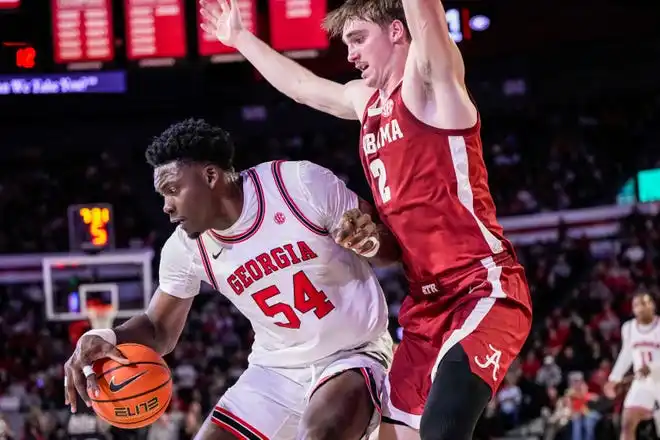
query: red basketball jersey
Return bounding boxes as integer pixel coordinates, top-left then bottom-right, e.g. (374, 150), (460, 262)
(359, 84), (515, 290)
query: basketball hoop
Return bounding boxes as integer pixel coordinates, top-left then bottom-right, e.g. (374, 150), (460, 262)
(87, 303), (117, 329)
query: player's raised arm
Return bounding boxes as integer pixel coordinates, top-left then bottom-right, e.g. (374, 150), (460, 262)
(199, 0), (360, 120)
(401, 0), (464, 82)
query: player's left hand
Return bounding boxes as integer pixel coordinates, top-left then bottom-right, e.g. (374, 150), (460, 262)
(334, 209), (380, 258)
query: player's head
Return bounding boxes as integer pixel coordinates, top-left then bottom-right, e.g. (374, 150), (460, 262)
(146, 118), (238, 239)
(632, 292), (656, 324)
(324, 0), (410, 89)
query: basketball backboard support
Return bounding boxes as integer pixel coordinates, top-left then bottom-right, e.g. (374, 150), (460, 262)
(42, 249), (153, 321)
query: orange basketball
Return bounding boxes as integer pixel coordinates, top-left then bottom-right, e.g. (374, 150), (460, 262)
(91, 343), (172, 429)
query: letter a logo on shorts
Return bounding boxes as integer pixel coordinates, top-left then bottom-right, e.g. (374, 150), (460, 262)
(474, 344), (502, 382)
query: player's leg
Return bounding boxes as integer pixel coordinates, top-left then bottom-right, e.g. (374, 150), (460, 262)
(420, 265), (532, 440)
(620, 409), (650, 440)
(620, 381), (655, 440)
(377, 333), (428, 440)
(297, 354), (387, 440)
(377, 421), (420, 440)
(195, 364), (302, 440)
(419, 344), (491, 440)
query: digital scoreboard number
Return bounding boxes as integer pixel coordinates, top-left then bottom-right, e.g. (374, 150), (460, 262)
(67, 203), (115, 252)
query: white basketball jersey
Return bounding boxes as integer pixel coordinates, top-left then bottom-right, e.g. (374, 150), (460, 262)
(159, 161), (390, 367)
(611, 317), (660, 383)
(629, 318), (660, 379)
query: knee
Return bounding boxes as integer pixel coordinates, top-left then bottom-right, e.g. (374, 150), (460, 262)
(621, 414), (638, 432)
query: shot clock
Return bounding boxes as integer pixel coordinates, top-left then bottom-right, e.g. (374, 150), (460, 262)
(67, 203), (115, 252)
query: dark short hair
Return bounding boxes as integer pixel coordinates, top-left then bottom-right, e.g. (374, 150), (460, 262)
(145, 118), (235, 170)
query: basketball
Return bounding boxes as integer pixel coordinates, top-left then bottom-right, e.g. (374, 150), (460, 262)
(90, 343), (172, 429)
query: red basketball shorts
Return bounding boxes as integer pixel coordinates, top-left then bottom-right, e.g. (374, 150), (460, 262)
(382, 255), (533, 429)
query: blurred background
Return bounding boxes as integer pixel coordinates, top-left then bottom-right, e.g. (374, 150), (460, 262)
(1, 0), (660, 439)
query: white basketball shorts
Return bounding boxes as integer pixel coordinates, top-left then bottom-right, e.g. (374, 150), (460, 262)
(624, 378), (660, 412)
(211, 350), (388, 439)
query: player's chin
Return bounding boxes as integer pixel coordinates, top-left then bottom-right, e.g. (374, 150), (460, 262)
(180, 223), (201, 239)
(186, 230), (202, 239)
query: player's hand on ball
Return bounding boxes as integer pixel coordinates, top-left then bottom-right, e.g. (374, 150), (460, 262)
(200, 0), (244, 47)
(334, 209), (380, 258)
(64, 335), (129, 413)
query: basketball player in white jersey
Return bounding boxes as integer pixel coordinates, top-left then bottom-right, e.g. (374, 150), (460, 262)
(605, 292), (660, 440)
(63, 119), (400, 440)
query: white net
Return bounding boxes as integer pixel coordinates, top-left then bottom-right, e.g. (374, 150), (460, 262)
(88, 305), (117, 329)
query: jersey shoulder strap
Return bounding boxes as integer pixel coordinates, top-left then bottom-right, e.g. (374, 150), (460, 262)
(269, 160), (327, 237)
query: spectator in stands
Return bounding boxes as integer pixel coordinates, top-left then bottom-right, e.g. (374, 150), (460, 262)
(542, 389), (571, 440)
(0, 414), (15, 440)
(537, 355), (562, 389)
(497, 376), (523, 429)
(566, 371), (600, 440)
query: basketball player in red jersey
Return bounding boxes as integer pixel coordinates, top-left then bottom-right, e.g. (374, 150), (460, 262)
(201, 0), (532, 439)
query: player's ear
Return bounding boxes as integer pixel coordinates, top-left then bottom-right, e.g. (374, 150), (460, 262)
(202, 165), (219, 189)
(390, 20), (406, 44)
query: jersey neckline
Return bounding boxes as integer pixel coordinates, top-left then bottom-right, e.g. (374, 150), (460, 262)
(208, 168), (266, 243)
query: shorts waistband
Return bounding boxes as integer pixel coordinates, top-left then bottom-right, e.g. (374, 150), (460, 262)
(407, 252), (516, 297)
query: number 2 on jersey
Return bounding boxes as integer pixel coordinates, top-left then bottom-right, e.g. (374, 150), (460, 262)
(251, 271), (335, 329)
(369, 158), (391, 203)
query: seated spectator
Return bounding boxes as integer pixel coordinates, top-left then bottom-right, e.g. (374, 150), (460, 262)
(566, 371), (600, 440)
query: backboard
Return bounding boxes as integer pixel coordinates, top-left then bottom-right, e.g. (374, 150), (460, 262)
(42, 249), (154, 321)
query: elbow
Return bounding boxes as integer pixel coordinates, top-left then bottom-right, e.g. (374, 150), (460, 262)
(149, 318), (178, 356)
(155, 326), (178, 356)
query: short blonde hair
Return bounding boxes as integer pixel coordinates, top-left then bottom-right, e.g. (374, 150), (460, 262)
(322, 0), (408, 39)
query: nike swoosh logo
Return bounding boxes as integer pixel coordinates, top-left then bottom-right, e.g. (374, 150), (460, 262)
(109, 372), (147, 393)
(212, 249), (223, 259)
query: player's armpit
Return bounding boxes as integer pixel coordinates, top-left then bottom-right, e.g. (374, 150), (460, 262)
(115, 289), (194, 356)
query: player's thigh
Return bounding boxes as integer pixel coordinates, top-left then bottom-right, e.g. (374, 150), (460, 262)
(299, 354), (387, 440)
(196, 364), (302, 440)
(380, 334), (437, 430)
(378, 421), (421, 440)
(623, 380), (656, 418)
(419, 296), (529, 440)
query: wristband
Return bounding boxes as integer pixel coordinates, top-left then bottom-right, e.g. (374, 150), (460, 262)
(354, 236), (381, 258)
(82, 328), (117, 346)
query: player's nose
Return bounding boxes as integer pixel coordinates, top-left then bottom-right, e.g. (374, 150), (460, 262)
(347, 49), (359, 63)
(162, 200), (175, 215)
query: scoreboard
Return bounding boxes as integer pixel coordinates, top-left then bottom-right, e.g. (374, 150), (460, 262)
(0, 0), (19, 9)
(0, 0), (504, 95)
(50, 0), (114, 65)
(124, 0), (187, 62)
(269, 0), (328, 53)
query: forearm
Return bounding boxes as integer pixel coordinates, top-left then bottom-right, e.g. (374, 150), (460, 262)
(369, 225), (401, 267)
(402, 0), (450, 38)
(114, 314), (175, 356)
(234, 31), (311, 99)
(233, 31), (355, 118)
